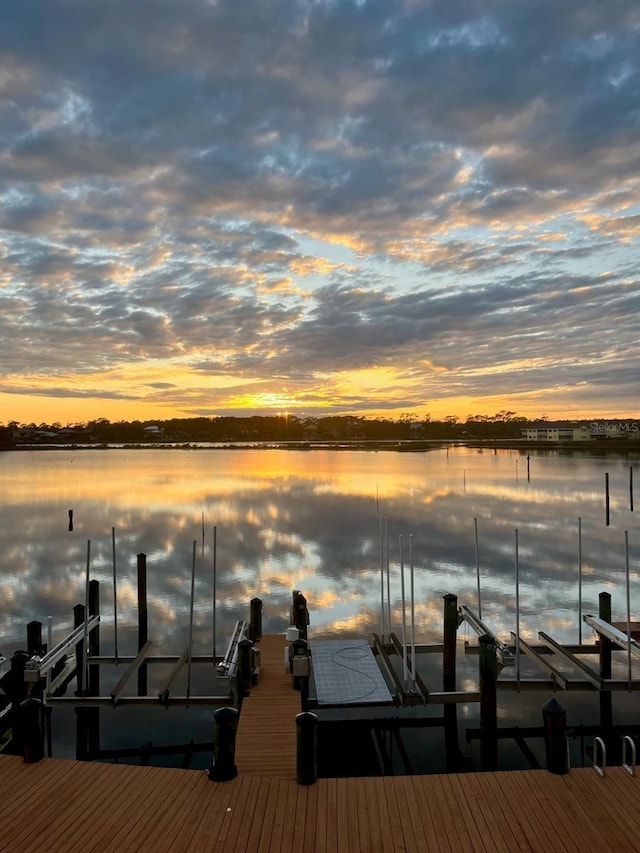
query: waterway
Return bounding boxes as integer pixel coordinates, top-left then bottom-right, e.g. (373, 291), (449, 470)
(1, 446), (638, 772)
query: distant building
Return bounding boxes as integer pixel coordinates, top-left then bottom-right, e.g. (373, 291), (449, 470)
(522, 424), (591, 442)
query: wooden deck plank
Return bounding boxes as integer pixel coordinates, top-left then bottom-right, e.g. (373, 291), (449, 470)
(235, 635), (301, 780)
(3, 757), (640, 851)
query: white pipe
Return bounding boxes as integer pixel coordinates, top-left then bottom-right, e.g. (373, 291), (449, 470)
(474, 517), (482, 620)
(385, 517), (391, 638)
(578, 517), (582, 645)
(187, 540), (196, 700)
(400, 534), (407, 689)
(83, 539), (91, 696)
(112, 527), (118, 663)
(212, 526), (217, 660)
(379, 516), (385, 641)
(626, 530), (632, 689)
(410, 534), (416, 691)
(515, 528), (520, 689)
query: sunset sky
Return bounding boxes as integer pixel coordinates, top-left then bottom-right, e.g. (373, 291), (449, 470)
(1, 0), (639, 425)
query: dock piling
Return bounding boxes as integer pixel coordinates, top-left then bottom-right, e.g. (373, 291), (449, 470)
(296, 711), (318, 785)
(543, 698), (568, 774)
(249, 597), (262, 641)
(479, 634), (498, 771)
(208, 706), (238, 781)
(137, 553), (148, 697)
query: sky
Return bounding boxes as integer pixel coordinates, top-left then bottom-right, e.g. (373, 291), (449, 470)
(1, 0), (639, 426)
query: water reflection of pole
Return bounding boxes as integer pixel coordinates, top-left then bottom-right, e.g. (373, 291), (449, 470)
(625, 530), (632, 690)
(399, 534), (408, 690)
(410, 534), (416, 691)
(83, 540), (91, 696)
(578, 518), (582, 645)
(112, 527), (118, 664)
(212, 526), (217, 661)
(515, 529), (520, 690)
(631, 466), (634, 512)
(474, 517), (482, 620)
(605, 472), (610, 526)
(187, 540), (196, 701)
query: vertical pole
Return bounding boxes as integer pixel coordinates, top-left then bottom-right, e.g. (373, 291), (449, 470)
(380, 516), (385, 641)
(137, 553), (148, 697)
(630, 466), (634, 512)
(515, 528), (520, 689)
(385, 517), (391, 640)
(68, 509), (73, 532)
(112, 527), (118, 664)
(83, 540), (91, 696)
(443, 594), (459, 771)
(479, 634), (498, 771)
(186, 541), (196, 701)
(625, 530), (632, 690)
(578, 517), (583, 645)
(605, 472), (610, 526)
(598, 592), (613, 732)
(212, 526), (217, 661)
(527, 454), (530, 482)
(410, 534), (416, 690)
(399, 535), (407, 690)
(474, 517), (482, 620)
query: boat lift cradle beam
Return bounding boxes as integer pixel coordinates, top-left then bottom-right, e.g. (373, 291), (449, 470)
(458, 605), (514, 666)
(583, 615), (640, 660)
(24, 616), (100, 681)
(537, 631), (602, 689)
(510, 632), (569, 690)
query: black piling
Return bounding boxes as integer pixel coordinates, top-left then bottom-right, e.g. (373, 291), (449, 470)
(7, 652), (29, 756)
(605, 472), (610, 526)
(631, 466), (634, 512)
(479, 634), (498, 771)
(73, 603), (85, 697)
(542, 698), (568, 774)
(68, 509), (74, 532)
(137, 553), (148, 697)
(20, 697), (44, 763)
(293, 592), (309, 641)
(296, 711), (318, 785)
(443, 594), (460, 771)
(235, 638), (253, 711)
(249, 597), (262, 641)
(87, 579), (100, 757)
(27, 621), (44, 657)
(208, 706), (238, 781)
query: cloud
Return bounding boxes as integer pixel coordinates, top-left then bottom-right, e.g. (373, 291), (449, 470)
(0, 0), (639, 420)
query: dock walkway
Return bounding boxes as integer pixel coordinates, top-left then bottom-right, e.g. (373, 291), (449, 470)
(235, 634), (301, 779)
(1, 754), (639, 851)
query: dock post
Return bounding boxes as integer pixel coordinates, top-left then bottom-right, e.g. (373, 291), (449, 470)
(598, 591), (614, 758)
(443, 594), (460, 771)
(293, 592), (309, 640)
(21, 697), (44, 763)
(87, 579), (100, 758)
(296, 711), (318, 785)
(249, 597), (262, 641)
(543, 698), (568, 774)
(291, 637), (309, 691)
(137, 553), (148, 697)
(7, 652), (29, 756)
(479, 634), (498, 771)
(236, 638), (253, 710)
(73, 603), (85, 696)
(27, 621), (44, 657)
(208, 706), (238, 781)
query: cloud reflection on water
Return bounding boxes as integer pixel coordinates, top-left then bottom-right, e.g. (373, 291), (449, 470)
(0, 447), (637, 658)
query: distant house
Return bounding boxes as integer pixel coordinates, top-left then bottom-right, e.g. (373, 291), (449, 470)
(143, 425), (163, 437)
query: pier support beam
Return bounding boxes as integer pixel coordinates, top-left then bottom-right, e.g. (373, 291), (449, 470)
(479, 634), (498, 771)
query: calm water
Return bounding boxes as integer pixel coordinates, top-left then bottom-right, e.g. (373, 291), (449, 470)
(1, 446), (638, 771)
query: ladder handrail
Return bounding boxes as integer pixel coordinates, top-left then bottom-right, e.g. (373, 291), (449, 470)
(622, 735), (636, 776)
(593, 736), (606, 777)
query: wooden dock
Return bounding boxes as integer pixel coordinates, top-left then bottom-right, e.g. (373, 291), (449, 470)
(235, 634), (301, 779)
(1, 754), (639, 851)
